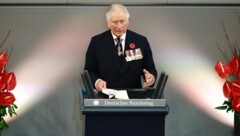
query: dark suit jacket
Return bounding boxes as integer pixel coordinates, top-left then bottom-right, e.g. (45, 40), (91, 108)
(84, 29), (157, 89)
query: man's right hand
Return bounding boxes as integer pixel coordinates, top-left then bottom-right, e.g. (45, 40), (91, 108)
(95, 79), (107, 92)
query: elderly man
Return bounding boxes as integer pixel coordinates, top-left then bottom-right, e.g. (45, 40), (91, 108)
(84, 4), (157, 91)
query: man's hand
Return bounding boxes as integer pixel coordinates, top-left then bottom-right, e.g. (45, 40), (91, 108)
(143, 69), (155, 88)
(95, 79), (107, 92)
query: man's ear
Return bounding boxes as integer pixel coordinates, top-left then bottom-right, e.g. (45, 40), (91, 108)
(127, 18), (131, 26)
(107, 21), (111, 28)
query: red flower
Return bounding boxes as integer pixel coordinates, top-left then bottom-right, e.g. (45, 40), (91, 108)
(215, 61), (231, 78)
(231, 80), (240, 97)
(129, 43), (135, 49)
(0, 92), (16, 106)
(5, 72), (16, 91)
(0, 76), (6, 92)
(0, 72), (16, 92)
(230, 56), (240, 75)
(0, 53), (8, 69)
(223, 81), (233, 98)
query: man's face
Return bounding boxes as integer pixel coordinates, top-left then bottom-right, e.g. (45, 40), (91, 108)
(107, 11), (129, 37)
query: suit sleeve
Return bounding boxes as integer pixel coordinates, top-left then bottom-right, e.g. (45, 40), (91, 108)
(142, 37), (158, 84)
(84, 38), (99, 86)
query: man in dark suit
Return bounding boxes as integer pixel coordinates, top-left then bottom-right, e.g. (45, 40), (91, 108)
(84, 4), (157, 91)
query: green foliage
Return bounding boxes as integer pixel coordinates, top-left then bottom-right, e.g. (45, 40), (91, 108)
(215, 99), (234, 113)
(0, 104), (17, 130)
(8, 104), (18, 117)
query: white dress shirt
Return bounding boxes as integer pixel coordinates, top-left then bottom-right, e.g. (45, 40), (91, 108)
(112, 33), (126, 53)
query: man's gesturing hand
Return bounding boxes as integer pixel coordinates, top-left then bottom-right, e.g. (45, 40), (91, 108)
(143, 69), (155, 88)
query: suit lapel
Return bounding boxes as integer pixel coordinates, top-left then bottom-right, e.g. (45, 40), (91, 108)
(125, 30), (135, 53)
(120, 31), (134, 70)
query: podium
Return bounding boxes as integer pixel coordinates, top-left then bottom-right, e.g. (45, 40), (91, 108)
(81, 88), (169, 136)
(80, 70), (169, 136)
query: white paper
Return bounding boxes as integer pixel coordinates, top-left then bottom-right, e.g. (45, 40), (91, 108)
(102, 89), (129, 99)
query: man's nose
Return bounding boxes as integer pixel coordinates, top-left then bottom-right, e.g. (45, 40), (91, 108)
(116, 22), (122, 28)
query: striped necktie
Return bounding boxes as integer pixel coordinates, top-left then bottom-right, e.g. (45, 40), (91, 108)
(115, 38), (123, 56)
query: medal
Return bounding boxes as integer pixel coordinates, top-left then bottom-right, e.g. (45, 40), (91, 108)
(117, 46), (122, 56)
(125, 48), (143, 61)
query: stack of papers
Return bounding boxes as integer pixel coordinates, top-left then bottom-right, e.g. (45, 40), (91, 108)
(102, 89), (129, 99)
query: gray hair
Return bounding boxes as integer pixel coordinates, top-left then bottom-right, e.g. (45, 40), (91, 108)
(106, 4), (130, 23)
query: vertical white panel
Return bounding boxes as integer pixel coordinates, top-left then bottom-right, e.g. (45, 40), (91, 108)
(68, 0), (167, 5)
(168, 0), (240, 4)
(0, 0), (67, 4)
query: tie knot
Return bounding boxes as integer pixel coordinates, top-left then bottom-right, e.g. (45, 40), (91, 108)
(115, 38), (122, 43)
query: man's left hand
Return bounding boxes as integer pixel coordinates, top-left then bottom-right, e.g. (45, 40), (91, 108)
(143, 69), (155, 88)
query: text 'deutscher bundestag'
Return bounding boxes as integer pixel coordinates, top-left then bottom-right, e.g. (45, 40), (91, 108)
(84, 99), (166, 107)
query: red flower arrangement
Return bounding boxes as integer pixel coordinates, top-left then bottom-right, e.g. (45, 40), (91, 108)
(215, 58), (240, 113)
(214, 17), (240, 117)
(0, 31), (17, 132)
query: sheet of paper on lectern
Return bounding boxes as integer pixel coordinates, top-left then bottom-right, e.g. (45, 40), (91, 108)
(102, 89), (129, 99)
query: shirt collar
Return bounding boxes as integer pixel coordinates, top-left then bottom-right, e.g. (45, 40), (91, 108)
(112, 32), (126, 41)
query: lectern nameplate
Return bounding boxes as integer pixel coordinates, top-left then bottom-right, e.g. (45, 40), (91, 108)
(84, 99), (166, 107)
